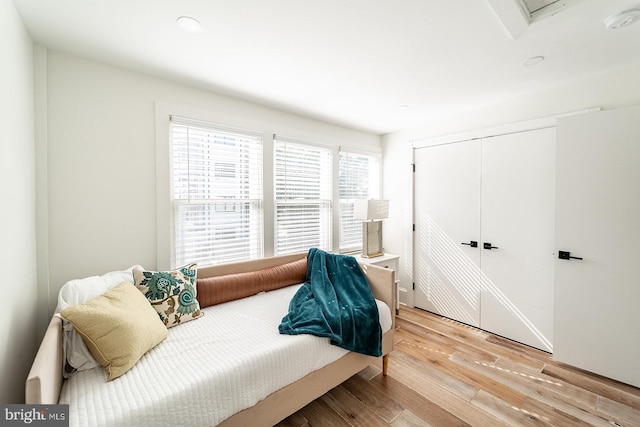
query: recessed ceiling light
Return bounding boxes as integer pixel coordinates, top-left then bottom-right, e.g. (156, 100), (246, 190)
(177, 16), (202, 33)
(522, 56), (545, 67)
(400, 104), (410, 109)
(605, 8), (640, 29)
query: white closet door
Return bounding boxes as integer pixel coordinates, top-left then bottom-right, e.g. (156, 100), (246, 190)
(480, 128), (556, 352)
(554, 105), (640, 387)
(414, 140), (481, 327)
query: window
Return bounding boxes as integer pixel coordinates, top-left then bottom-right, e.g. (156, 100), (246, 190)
(171, 117), (263, 267)
(339, 149), (381, 253)
(274, 136), (332, 255)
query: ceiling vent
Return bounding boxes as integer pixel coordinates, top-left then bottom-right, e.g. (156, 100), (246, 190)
(522, 0), (561, 15)
(487, 0), (585, 38)
(522, 0), (586, 19)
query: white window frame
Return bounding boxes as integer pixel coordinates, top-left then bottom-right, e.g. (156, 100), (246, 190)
(170, 116), (264, 267)
(273, 135), (333, 256)
(156, 103), (383, 269)
(338, 147), (382, 253)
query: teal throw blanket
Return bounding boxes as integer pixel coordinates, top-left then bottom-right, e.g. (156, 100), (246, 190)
(278, 248), (382, 357)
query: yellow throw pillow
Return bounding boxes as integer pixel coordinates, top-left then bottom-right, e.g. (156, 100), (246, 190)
(60, 281), (168, 381)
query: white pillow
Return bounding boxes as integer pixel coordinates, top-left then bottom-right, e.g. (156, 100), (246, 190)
(56, 266), (143, 377)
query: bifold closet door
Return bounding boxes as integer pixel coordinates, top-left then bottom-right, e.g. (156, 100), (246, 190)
(554, 105), (640, 387)
(413, 128), (556, 352)
(480, 128), (556, 352)
(413, 140), (481, 327)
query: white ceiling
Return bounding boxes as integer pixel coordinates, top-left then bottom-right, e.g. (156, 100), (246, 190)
(13, 0), (640, 134)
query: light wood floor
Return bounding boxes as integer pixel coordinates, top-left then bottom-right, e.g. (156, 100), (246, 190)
(276, 306), (640, 427)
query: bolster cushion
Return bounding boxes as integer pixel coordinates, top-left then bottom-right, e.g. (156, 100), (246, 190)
(197, 257), (307, 308)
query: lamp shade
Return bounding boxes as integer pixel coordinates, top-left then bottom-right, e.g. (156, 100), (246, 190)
(353, 199), (389, 220)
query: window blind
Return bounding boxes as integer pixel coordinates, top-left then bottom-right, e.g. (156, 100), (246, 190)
(339, 149), (381, 253)
(171, 117), (263, 267)
(274, 136), (332, 255)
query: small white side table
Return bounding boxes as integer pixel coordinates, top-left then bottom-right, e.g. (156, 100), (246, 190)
(355, 253), (400, 314)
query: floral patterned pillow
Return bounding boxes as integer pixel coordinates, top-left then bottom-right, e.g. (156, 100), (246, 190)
(133, 264), (203, 328)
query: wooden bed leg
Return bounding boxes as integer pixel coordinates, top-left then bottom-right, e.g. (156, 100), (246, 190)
(382, 354), (389, 376)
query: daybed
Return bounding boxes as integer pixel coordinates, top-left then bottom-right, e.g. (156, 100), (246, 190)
(26, 252), (396, 426)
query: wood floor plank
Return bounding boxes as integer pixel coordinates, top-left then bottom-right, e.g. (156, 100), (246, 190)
(519, 394), (596, 427)
(388, 351), (510, 427)
(395, 339), (528, 408)
(341, 374), (404, 423)
(398, 311), (548, 371)
(395, 324), (457, 358)
(390, 409), (433, 427)
(277, 307), (640, 427)
(450, 351), (615, 426)
(492, 354), (640, 427)
(471, 390), (551, 426)
(542, 362), (640, 410)
(595, 396), (640, 427)
(391, 343), (479, 402)
(357, 364), (383, 381)
(529, 386), (614, 427)
(366, 372), (470, 426)
(298, 398), (351, 427)
(397, 308), (489, 339)
(274, 411), (309, 427)
(396, 310), (488, 343)
(492, 355), (607, 417)
(320, 385), (388, 427)
(485, 334), (553, 365)
(396, 319), (498, 364)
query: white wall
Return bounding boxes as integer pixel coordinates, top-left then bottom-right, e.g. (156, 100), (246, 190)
(382, 62), (640, 307)
(40, 51), (381, 314)
(0, 0), (37, 403)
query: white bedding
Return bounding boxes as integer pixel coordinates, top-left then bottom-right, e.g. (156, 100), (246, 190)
(59, 284), (392, 427)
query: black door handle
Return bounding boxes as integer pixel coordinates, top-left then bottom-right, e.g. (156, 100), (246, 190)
(483, 242), (498, 250)
(559, 250), (583, 260)
(461, 241), (478, 248)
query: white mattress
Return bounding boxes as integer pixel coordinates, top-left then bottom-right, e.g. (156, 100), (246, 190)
(59, 284), (392, 427)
